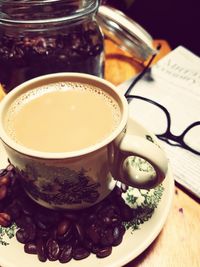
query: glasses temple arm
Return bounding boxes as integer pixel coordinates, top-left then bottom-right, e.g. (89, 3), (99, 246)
(125, 44), (161, 98)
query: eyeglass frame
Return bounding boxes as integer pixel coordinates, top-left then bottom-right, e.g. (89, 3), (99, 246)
(124, 44), (200, 156)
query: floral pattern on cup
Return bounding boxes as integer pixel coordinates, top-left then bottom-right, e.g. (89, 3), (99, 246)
(123, 184), (164, 231)
(15, 163), (101, 207)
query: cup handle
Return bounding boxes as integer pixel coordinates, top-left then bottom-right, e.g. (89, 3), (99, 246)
(114, 134), (168, 189)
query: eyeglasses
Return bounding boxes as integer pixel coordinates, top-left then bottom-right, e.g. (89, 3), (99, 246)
(124, 45), (200, 156)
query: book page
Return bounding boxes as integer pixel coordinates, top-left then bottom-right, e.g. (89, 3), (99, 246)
(118, 46), (200, 198)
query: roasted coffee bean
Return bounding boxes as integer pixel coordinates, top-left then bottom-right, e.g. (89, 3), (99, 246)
(16, 229), (30, 244)
(56, 224), (73, 243)
(43, 210), (61, 225)
(57, 218), (71, 236)
(102, 216), (112, 225)
(87, 213), (97, 225)
(113, 235), (123, 246)
(113, 226), (120, 241)
(50, 227), (58, 240)
(75, 222), (85, 242)
(36, 219), (48, 230)
(96, 246), (112, 258)
(73, 247), (90, 260)
(119, 224), (126, 236)
(15, 215), (33, 228)
(113, 224), (126, 246)
(86, 223), (101, 244)
(4, 202), (21, 220)
(63, 211), (79, 221)
(68, 237), (79, 249)
(111, 216), (121, 226)
(32, 37), (47, 54)
(0, 202), (3, 211)
(37, 239), (47, 262)
(27, 222), (37, 241)
(91, 244), (101, 254)
(83, 239), (93, 251)
(35, 210), (60, 229)
(93, 201), (105, 213)
(0, 212), (11, 227)
(46, 238), (60, 261)
(0, 175), (10, 186)
(24, 242), (37, 254)
(119, 202), (134, 221)
(98, 204), (120, 221)
(16, 223), (36, 243)
(0, 185), (7, 200)
(59, 244), (73, 263)
(112, 225), (124, 246)
(34, 212), (50, 230)
(36, 229), (50, 239)
(100, 227), (115, 246)
(21, 206), (33, 216)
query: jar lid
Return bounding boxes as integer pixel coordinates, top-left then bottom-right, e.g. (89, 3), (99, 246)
(97, 5), (157, 62)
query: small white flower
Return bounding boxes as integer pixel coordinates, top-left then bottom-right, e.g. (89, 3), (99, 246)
(147, 189), (154, 196)
(136, 195), (145, 206)
(140, 189), (148, 195)
(131, 189), (141, 198)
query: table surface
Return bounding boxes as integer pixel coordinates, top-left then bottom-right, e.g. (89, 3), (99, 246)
(0, 39), (200, 267)
(104, 39), (200, 267)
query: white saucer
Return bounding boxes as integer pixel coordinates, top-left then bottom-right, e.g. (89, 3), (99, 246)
(0, 118), (174, 267)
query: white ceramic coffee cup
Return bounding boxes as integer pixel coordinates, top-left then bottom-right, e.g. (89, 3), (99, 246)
(0, 73), (168, 209)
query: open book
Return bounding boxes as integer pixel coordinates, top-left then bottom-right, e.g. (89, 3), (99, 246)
(118, 46), (200, 199)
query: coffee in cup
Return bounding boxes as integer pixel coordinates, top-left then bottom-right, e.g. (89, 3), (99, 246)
(4, 82), (121, 153)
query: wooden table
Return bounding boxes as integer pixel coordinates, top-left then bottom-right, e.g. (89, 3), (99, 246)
(105, 39), (200, 267)
(0, 39), (200, 267)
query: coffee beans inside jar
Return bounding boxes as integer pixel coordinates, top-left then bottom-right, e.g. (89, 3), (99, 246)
(0, 0), (104, 93)
(0, 164), (136, 263)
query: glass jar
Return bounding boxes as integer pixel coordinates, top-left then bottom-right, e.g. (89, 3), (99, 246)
(0, 0), (104, 93)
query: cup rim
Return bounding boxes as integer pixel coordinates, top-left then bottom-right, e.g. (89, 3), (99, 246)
(0, 72), (128, 159)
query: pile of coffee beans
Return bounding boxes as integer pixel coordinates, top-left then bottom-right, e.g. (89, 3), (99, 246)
(0, 164), (135, 263)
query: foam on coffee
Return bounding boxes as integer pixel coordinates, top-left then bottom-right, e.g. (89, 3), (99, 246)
(5, 82), (121, 153)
